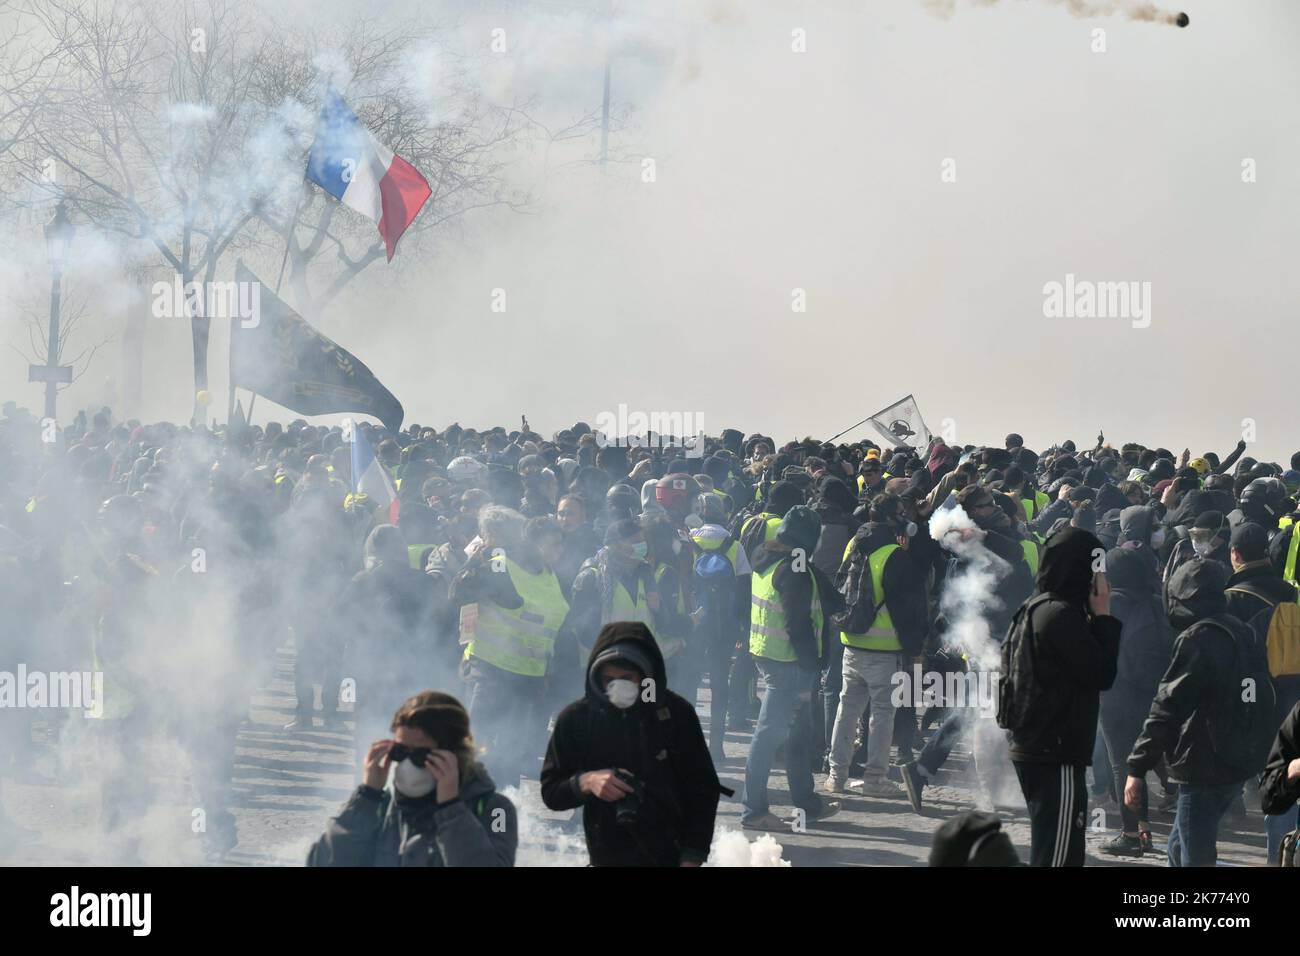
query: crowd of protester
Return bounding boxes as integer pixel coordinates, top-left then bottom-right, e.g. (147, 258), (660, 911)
(1, 400), (1298, 867)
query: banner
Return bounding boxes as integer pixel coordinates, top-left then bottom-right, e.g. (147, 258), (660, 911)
(230, 263), (403, 432)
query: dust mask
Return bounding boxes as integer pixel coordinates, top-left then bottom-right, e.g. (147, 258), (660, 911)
(393, 758), (436, 798)
(606, 679), (639, 709)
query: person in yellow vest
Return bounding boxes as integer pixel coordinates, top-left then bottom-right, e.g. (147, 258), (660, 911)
(825, 494), (929, 797)
(739, 480), (803, 566)
(742, 506), (843, 831)
(450, 505), (569, 788)
(559, 518), (662, 697)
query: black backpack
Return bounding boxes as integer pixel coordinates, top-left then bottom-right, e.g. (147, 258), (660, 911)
(997, 595), (1053, 732)
(831, 537), (884, 636)
(1199, 616), (1278, 779)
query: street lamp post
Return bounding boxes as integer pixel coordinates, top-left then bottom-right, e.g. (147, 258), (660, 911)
(30, 201), (75, 422)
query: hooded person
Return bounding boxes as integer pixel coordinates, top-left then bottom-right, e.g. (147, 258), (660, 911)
(1126, 559), (1266, 867)
(1118, 505), (1164, 595)
(809, 475), (860, 579)
(1000, 528), (1121, 866)
(1162, 510), (1231, 602)
(1096, 547), (1174, 858)
(540, 622), (726, 866)
(308, 691), (517, 867)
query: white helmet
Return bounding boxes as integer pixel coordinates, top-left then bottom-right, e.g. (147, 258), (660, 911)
(447, 455), (487, 486)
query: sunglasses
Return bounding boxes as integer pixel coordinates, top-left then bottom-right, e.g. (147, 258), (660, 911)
(388, 744), (433, 766)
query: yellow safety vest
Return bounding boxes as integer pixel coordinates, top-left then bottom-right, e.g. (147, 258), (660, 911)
(750, 560), (823, 662)
(841, 544), (901, 651)
(1021, 538), (1040, 578)
(653, 564), (686, 660)
(1020, 490), (1050, 522)
(460, 557), (567, 678)
(742, 513), (783, 543)
(1285, 525), (1300, 587)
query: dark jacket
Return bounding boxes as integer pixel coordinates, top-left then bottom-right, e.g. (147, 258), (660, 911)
(539, 622), (723, 866)
(1006, 528), (1121, 765)
(1224, 561), (1297, 624)
(1127, 560), (1256, 786)
(1260, 701), (1300, 815)
(307, 765), (516, 867)
(1103, 547), (1173, 711)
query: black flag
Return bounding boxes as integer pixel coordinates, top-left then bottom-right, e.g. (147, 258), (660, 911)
(230, 263), (403, 432)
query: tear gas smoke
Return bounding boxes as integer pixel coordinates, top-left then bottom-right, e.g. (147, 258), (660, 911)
(927, 505), (1025, 811)
(705, 827), (791, 867)
(927, 505), (1010, 672)
(500, 784), (588, 867)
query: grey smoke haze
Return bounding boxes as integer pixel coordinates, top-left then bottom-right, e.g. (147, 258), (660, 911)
(2, 0), (1298, 461)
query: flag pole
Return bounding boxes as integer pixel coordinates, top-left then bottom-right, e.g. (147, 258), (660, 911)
(232, 172), (307, 427)
(826, 416), (874, 444)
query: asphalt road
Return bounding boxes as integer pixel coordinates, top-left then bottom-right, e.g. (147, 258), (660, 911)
(0, 641), (1273, 867)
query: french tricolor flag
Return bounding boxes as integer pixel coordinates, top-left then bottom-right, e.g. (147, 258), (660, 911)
(307, 89), (431, 261)
(351, 428), (400, 524)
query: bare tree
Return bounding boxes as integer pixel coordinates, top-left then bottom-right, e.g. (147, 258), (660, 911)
(1, 0), (613, 422)
(11, 283), (114, 388)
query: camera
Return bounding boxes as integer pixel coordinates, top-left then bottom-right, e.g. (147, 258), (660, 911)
(613, 770), (646, 827)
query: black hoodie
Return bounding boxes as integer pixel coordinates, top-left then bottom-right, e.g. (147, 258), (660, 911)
(1006, 528), (1122, 765)
(1127, 559), (1257, 786)
(539, 622), (723, 866)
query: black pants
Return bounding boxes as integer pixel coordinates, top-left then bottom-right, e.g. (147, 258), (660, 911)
(1014, 761), (1087, 866)
(1099, 697), (1150, 833)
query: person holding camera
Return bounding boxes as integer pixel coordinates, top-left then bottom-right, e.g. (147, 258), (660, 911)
(308, 691), (517, 867)
(540, 621), (726, 866)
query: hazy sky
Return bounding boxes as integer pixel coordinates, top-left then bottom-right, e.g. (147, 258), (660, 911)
(4, 0), (1298, 461)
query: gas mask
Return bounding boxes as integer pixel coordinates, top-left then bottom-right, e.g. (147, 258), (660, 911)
(606, 679), (639, 709)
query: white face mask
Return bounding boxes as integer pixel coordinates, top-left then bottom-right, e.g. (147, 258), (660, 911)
(1150, 528), (1166, 549)
(606, 679), (639, 709)
(393, 758), (436, 798)
(1191, 538), (1214, 557)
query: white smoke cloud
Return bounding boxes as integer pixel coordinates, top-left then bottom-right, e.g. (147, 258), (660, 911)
(705, 827), (791, 867)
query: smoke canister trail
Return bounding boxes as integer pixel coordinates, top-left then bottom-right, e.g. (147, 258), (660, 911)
(926, 2), (1190, 27)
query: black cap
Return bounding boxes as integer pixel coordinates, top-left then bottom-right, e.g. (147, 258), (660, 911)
(1230, 522), (1268, 562)
(1193, 510), (1225, 532)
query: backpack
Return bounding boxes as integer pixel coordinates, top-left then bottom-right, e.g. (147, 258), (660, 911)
(1280, 827), (1300, 867)
(996, 594), (1053, 731)
(694, 547), (738, 639)
(1200, 616), (1279, 779)
(1224, 583), (1300, 677)
(831, 538), (884, 636)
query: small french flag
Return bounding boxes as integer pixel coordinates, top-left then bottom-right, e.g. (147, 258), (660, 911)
(307, 88), (432, 261)
(351, 428), (400, 523)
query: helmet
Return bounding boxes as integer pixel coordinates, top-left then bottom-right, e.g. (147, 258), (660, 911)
(655, 473), (700, 515)
(447, 456), (486, 486)
(605, 483), (640, 517)
(1239, 477), (1286, 523)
